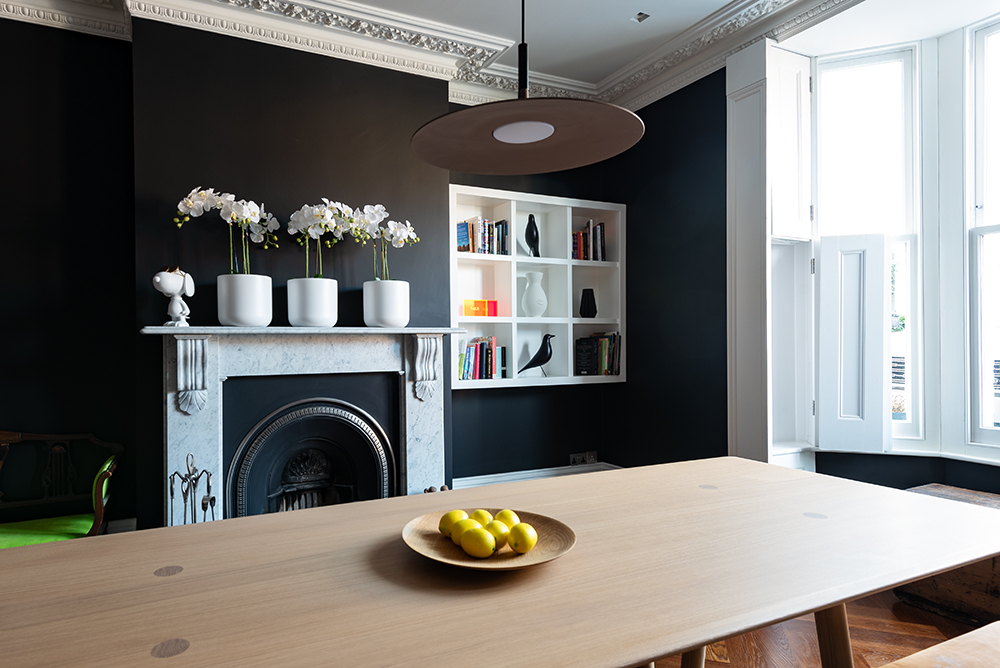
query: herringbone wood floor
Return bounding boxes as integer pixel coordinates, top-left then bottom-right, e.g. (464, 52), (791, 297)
(653, 590), (976, 668)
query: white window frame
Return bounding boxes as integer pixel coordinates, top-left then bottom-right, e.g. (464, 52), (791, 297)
(814, 45), (924, 450)
(972, 20), (1000, 229)
(969, 224), (1000, 446)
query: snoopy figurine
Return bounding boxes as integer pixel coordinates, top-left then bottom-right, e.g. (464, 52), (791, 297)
(153, 267), (195, 327)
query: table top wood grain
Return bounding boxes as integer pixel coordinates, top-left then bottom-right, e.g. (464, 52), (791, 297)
(5, 457), (1000, 668)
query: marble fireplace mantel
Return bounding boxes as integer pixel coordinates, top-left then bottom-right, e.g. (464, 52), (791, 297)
(142, 326), (461, 526)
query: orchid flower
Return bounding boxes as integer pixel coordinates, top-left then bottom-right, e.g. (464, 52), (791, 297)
(174, 187), (278, 274)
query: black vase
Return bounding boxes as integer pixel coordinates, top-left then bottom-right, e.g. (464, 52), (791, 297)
(525, 214), (539, 257)
(580, 288), (597, 318)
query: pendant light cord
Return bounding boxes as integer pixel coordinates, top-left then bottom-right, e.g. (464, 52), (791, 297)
(518, 0), (528, 99)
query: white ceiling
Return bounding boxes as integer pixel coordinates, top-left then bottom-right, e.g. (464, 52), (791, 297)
(782, 0), (1000, 56)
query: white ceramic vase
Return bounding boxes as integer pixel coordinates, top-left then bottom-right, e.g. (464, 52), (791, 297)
(217, 274), (272, 327)
(287, 277), (338, 327)
(521, 271), (547, 317)
(363, 280), (409, 328)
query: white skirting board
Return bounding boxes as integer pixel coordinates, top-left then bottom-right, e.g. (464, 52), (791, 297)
(451, 462), (620, 490)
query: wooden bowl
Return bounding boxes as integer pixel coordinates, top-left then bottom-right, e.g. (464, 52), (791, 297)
(401, 509), (576, 570)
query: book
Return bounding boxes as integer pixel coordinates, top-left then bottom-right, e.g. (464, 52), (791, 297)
(456, 221), (471, 253)
(490, 336), (497, 377)
(500, 346), (507, 378)
(575, 332), (621, 376)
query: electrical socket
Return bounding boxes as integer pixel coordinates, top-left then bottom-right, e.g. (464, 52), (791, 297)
(586, 451), (598, 464)
(569, 452), (587, 466)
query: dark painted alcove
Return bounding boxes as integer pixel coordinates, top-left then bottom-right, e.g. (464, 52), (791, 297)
(450, 70), (730, 477)
(0, 18), (137, 520)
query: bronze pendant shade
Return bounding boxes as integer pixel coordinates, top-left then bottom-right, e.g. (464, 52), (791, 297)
(410, 2), (644, 175)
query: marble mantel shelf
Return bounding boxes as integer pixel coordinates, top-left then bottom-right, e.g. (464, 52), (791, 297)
(143, 325), (463, 523)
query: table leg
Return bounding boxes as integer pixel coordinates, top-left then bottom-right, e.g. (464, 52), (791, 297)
(680, 646), (706, 668)
(814, 603), (855, 668)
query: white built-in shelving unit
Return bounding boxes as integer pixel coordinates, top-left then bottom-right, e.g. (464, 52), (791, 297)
(449, 184), (626, 389)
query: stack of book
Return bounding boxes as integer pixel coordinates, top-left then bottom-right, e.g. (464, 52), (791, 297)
(575, 332), (621, 376)
(571, 219), (606, 261)
(458, 336), (508, 380)
(457, 217), (509, 255)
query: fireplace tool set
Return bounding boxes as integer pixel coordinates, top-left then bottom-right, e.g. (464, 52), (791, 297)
(169, 453), (215, 524)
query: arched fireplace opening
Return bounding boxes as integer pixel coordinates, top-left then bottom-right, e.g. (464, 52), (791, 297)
(226, 398), (395, 518)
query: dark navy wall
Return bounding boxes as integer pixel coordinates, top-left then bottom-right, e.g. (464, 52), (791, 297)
(130, 18), (452, 527)
(0, 18), (137, 519)
(817, 452), (1000, 494)
(451, 70), (730, 477)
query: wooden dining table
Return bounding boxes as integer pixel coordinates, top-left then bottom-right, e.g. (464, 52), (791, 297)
(5, 456), (1000, 668)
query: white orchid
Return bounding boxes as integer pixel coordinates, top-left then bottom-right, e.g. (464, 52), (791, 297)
(221, 198), (260, 225)
(177, 187), (221, 217)
(287, 200), (356, 278)
(388, 220), (416, 248)
(248, 211), (279, 243)
(354, 207), (419, 281)
(174, 186), (279, 274)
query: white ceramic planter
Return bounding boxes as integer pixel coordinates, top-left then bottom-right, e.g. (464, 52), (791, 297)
(363, 280), (409, 328)
(287, 277), (339, 327)
(217, 274), (272, 327)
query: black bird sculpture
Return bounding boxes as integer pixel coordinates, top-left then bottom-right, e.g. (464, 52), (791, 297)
(519, 334), (555, 376)
(525, 213), (540, 257)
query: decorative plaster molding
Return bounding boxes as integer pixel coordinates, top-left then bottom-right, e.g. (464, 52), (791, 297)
(175, 335), (209, 415)
(213, 0), (500, 73)
(766, 0), (865, 41)
(1, 0), (129, 38)
(610, 0), (858, 110)
(126, 0), (493, 81)
(412, 335), (439, 401)
(599, 0), (796, 103)
(618, 53), (731, 112)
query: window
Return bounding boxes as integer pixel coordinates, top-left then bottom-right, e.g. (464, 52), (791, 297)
(816, 47), (921, 446)
(971, 20), (1000, 445)
(817, 50), (916, 238)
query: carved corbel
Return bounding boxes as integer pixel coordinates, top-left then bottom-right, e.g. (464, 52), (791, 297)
(175, 336), (209, 415)
(412, 335), (441, 401)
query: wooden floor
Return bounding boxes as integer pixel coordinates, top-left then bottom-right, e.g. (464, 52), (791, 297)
(654, 590), (976, 668)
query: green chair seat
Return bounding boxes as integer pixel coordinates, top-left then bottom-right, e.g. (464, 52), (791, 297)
(0, 513), (95, 549)
(0, 447), (119, 550)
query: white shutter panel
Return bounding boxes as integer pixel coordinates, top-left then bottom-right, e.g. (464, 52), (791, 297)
(767, 46), (812, 240)
(818, 235), (891, 452)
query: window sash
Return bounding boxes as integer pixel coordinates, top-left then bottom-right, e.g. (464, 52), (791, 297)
(970, 225), (1000, 446)
(973, 21), (1000, 229)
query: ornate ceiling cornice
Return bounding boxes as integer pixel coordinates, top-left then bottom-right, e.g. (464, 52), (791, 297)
(5, 0), (866, 110)
(212, 0), (501, 74)
(1, 0), (129, 38)
(765, 0), (865, 41)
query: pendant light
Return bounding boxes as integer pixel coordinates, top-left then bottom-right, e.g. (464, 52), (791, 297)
(411, 0), (644, 175)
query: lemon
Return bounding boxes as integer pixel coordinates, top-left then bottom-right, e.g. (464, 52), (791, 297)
(450, 518), (482, 545)
(508, 522), (538, 554)
(460, 527), (497, 558)
(438, 509), (468, 537)
(494, 509), (520, 530)
(468, 509), (493, 526)
(484, 520), (510, 549)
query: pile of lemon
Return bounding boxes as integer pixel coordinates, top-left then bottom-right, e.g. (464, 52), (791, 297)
(438, 508), (538, 558)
